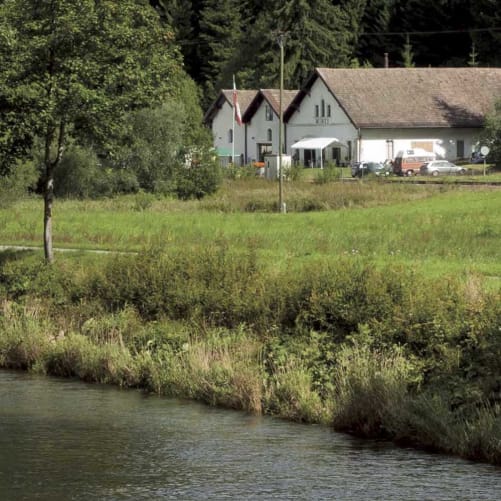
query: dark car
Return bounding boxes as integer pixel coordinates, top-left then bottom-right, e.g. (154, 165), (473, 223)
(471, 151), (487, 164)
(351, 161), (389, 178)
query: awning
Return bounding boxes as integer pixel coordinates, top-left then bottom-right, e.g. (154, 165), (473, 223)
(291, 137), (347, 168)
(215, 146), (233, 156)
(291, 137), (346, 150)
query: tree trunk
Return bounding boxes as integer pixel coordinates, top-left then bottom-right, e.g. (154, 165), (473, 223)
(43, 174), (54, 263)
(43, 120), (65, 263)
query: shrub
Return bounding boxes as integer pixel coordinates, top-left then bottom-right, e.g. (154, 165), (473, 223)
(265, 357), (330, 423)
(0, 160), (38, 208)
(313, 163), (341, 184)
(174, 156), (222, 200)
(54, 145), (139, 198)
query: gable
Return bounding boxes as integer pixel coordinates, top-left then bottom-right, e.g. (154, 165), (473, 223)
(204, 89), (257, 125)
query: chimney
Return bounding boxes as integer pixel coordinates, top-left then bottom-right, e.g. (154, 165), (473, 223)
(384, 53), (389, 68)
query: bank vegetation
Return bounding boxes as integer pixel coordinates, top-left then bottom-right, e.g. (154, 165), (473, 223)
(1, 181), (500, 465)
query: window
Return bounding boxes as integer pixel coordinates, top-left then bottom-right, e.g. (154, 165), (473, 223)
(347, 140), (352, 162)
(265, 104), (273, 121)
(228, 129), (233, 144)
(315, 105), (319, 117)
(267, 128), (272, 142)
(456, 140), (465, 158)
(321, 99), (325, 117)
(327, 105), (331, 118)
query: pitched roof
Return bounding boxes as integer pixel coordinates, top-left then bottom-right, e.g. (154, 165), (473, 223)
(286, 67), (501, 128)
(204, 89), (257, 124)
(242, 89), (298, 122)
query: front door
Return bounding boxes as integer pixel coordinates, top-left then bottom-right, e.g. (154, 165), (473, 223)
(304, 149), (316, 167)
(257, 143), (272, 162)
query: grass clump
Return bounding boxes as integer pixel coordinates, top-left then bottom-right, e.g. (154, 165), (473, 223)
(331, 343), (418, 437)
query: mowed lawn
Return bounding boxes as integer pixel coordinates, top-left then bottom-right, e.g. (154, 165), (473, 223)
(1, 186), (500, 281)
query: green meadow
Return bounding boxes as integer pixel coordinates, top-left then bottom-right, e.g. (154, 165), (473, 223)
(1, 180), (500, 280)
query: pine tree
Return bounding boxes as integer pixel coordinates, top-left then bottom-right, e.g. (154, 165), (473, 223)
(198, 0), (244, 107)
(402, 34), (415, 67)
(236, 0), (353, 90)
(350, 0), (394, 67)
(468, 41), (478, 67)
(472, 0), (501, 67)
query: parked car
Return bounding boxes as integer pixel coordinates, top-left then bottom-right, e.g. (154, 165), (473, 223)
(471, 151), (487, 164)
(419, 160), (466, 176)
(393, 148), (435, 176)
(351, 161), (390, 178)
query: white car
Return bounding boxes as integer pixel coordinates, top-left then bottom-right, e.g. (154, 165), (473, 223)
(419, 160), (466, 176)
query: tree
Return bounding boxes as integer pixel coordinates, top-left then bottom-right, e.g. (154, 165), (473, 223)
(236, 0), (352, 90)
(481, 99), (501, 168)
(197, 0), (244, 108)
(401, 34), (415, 67)
(0, 0), (184, 262)
(349, 0), (394, 68)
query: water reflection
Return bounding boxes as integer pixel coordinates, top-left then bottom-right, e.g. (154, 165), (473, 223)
(0, 370), (499, 500)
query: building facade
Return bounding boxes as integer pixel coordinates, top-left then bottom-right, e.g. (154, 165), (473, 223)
(206, 67), (501, 168)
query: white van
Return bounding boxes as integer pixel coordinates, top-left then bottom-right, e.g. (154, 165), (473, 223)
(393, 148), (436, 176)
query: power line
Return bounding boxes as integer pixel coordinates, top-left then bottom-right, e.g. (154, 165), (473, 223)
(174, 26), (501, 46)
(358, 27), (501, 37)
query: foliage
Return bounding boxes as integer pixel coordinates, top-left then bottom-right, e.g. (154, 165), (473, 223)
(1, 195), (501, 463)
(197, 0), (244, 107)
(401, 34), (415, 68)
(153, 0), (501, 99)
(237, 0), (353, 90)
(174, 154), (222, 200)
(313, 164), (341, 184)
(113, 89), (214, 195)
(0, 160), (38, 208)
(0, 0), (185, 259)
(53, 144), (140, 198)
(481, 99), (501, 167)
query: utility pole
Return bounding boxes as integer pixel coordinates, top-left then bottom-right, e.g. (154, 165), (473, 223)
(278, 32), (286, 213)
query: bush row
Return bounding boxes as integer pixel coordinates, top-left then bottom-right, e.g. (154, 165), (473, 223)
(1, 247), (500, 463)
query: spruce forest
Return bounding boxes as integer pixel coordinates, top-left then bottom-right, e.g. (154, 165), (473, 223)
(151, 0), (501, 108)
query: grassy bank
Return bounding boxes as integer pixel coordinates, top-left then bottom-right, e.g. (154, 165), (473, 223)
(1, 182), (501, 464)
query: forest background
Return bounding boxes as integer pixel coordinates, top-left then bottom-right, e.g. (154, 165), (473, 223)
(151, 0), (501, 108)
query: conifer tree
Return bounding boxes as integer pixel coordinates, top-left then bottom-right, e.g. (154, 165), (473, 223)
(198, 0), (244, 107)
(237, 0), (352, 90)
(402, 34), (415, 67)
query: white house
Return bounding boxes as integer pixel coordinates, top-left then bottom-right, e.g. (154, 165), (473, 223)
(284, 67), (501, 166)
(242, 89), (298, 163)
(204, 89), (257, 165)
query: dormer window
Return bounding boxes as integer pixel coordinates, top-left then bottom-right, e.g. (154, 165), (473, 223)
(321, 99), (325, 117)
(265, 104), (273, 121)
(315, 105), (319, 117)
(327, 104), (331, 118)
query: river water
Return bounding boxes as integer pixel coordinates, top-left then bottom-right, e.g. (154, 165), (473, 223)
(0, 370), (500, 500)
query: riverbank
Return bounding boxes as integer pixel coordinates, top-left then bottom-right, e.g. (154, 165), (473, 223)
(1, 244), (500, 465)
(1, 185), (500, 464)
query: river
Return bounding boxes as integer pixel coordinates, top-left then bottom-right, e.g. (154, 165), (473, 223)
(0, 370), (499, 500)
